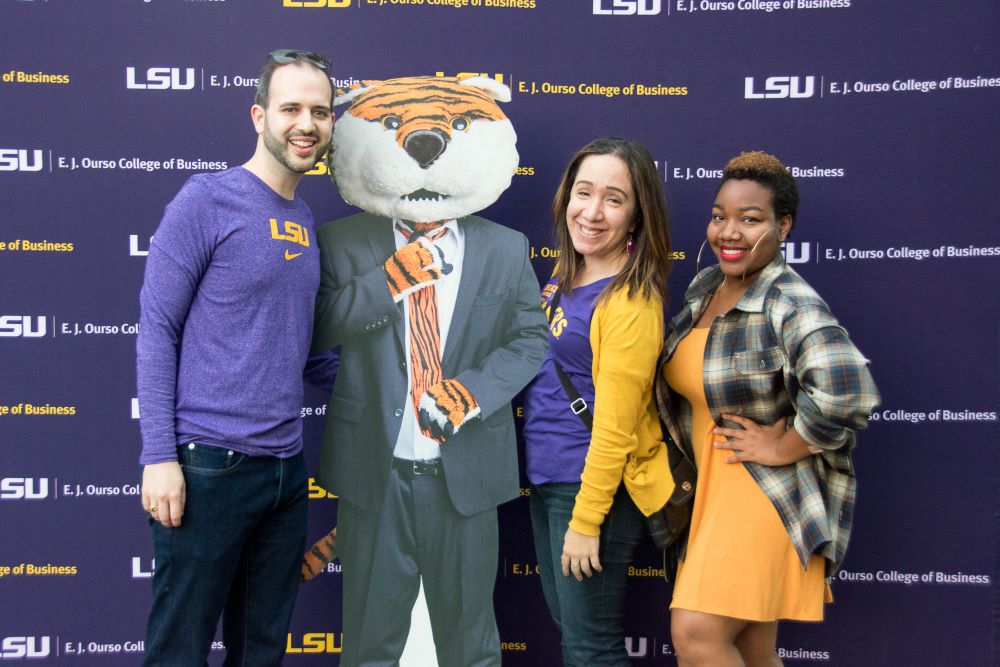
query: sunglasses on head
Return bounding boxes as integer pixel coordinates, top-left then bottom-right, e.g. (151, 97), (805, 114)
(269, 49), (331, 70)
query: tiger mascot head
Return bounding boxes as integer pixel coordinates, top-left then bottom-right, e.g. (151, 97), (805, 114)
(329, 75), (518, 222)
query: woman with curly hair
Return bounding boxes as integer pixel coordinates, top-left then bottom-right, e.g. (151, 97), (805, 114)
(658, 151), (880, 666)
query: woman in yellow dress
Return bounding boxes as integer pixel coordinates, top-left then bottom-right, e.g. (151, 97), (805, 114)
(656, 151), (880, 665)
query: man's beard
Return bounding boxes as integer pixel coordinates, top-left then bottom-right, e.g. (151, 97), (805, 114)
(263, 121), (319, 174)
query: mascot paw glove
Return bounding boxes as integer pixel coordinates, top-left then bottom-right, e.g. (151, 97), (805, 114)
(301, 527), (337, 582)
(417, 378), (481, 440)
(384, 237), (452, 302)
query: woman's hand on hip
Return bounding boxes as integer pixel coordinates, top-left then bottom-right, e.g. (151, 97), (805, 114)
(713, 414), (816, 466)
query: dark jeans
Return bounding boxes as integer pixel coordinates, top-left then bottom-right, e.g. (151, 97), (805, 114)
(143, 444), (307, 667)
(530, 481), (645, 667)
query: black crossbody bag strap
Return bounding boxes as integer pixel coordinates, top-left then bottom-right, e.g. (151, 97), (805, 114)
(546, 289), (594, 432)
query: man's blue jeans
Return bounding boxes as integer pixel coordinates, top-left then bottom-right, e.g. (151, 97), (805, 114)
(530, 481), (646, 667)
(143, 444), (307, 667)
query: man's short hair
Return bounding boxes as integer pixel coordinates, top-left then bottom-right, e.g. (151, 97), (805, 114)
(254, 50), (333, 109)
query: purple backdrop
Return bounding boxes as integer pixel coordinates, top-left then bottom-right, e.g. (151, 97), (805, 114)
(1, 0), (998, 664)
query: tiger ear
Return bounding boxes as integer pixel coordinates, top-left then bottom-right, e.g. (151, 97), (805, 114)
(334, 79), (383, 107)
(459, 76), (511, 103)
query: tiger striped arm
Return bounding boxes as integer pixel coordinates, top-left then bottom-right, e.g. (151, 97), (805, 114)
(384, 238), (451, 302)
(417, 378), (482, 440)
(300, 527), (337, 582)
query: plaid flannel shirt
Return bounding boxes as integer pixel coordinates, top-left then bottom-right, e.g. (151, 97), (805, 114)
(655, 254), (880, 575)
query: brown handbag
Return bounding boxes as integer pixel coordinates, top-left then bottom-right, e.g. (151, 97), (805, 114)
(646, 432), (697, 583)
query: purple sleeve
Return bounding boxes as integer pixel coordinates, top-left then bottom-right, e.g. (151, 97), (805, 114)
(136, 179), (214, 464)
(303, 347), (339, 395)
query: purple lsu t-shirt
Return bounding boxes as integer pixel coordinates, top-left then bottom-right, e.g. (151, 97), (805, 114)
(137, 167), (319, 464)
(522, 275), (612, 485)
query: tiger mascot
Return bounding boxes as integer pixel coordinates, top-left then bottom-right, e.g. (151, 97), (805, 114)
(302, 75), (534, 587)
(328, 75), (518, 222)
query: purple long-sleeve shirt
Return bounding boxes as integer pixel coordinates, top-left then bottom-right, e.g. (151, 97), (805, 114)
(137, 167), (319, 464)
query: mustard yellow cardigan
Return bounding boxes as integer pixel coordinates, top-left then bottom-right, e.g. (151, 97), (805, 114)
(568, 286), (675, 536)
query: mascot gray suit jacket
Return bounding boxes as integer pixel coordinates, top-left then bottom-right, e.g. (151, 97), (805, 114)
(311, 212), (548, 515)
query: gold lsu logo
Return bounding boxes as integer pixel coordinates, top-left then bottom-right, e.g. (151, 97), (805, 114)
(305, 152), (329, 176)
(308, 477), (337, 499)
(285, 632), (342, 654)
(270, 219), (310, 260)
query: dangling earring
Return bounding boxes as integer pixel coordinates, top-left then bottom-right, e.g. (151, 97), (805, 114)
(694, 239), (710, 275)
(626, 233), (635, 255)
(696, 238), (731, 292)
(741, 227), (777, 282)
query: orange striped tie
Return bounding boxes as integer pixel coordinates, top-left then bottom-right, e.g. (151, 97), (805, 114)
(395, 221), (448, 440)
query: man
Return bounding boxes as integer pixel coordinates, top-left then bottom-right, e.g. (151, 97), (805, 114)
(136, 49), (334, 666)
(311, 214), (548, 665)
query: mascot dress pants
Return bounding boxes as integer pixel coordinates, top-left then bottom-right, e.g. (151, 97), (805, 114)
(337, 465), (502, 667)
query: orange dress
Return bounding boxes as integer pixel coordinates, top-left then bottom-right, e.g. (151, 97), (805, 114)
(663, 327), (827, 622)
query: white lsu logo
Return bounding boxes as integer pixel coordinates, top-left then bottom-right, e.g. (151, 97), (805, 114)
(593, 0), (661, 15)
(0, 316), (47, 338)
(132, 557), (155, 579)
(744, 76), (816, 99)
(130, 234), (152, 256)
(625, 636), (649, 657)
(0, 149), (43, 172)
(0, 636), (51, 659)
(126, 67), (196, 90)
(781, 241), (811, 264)
(0, 478), (49, 500)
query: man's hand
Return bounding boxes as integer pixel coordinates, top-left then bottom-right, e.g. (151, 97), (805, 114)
(384, 238), (451, 302)
(417, 378), (481, 440)
(142, 461), (186, 528)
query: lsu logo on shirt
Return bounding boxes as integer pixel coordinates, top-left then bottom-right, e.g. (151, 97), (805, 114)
(540, 284), (567, 338)
(269, 218), (310, 260)
(547, 306), (567, 338)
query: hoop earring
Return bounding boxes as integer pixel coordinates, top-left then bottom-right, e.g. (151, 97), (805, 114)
(694, 239), (710, 275)
(695, 238), (732, 292)
(741, 227), (777, 282)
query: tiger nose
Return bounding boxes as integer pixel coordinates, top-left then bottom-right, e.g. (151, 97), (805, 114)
(403, 130), (448, 169)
